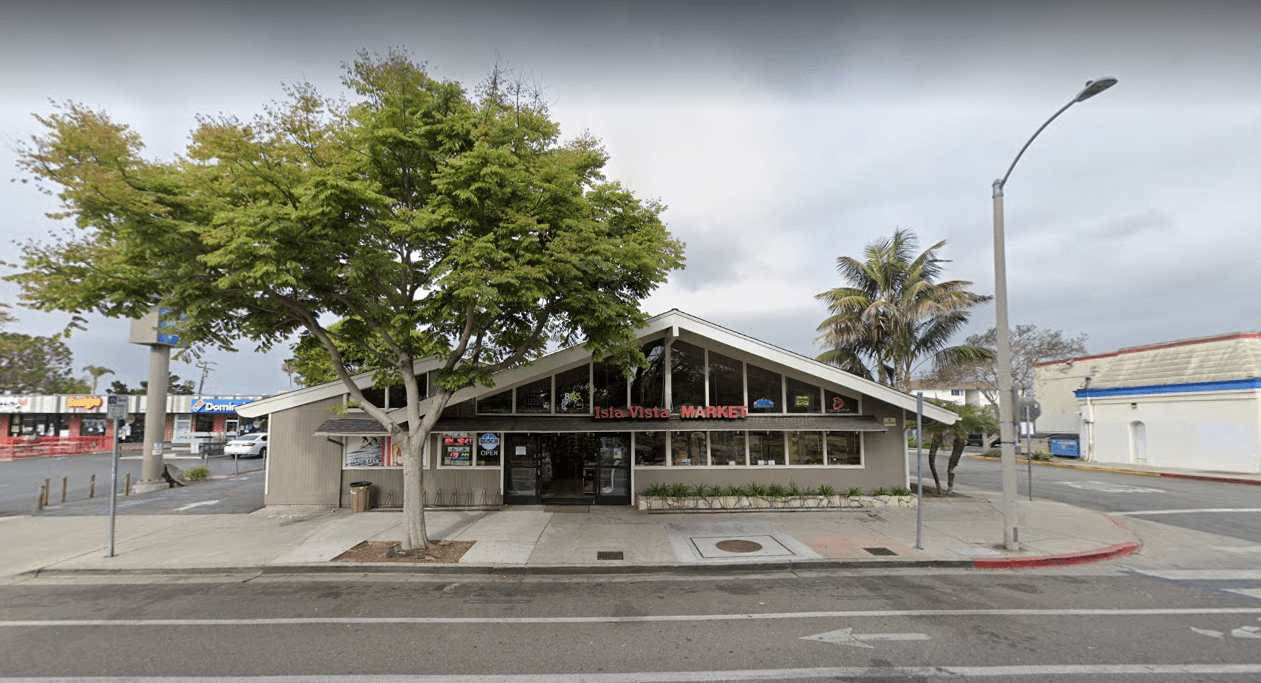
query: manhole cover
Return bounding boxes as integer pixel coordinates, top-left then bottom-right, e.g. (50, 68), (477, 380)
(864, 547), (897, 556)
(715, 539), (764, 553)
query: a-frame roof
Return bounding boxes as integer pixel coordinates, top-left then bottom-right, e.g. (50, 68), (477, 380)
(238, 309), (957, 424)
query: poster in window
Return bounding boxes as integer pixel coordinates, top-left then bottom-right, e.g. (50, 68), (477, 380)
(346, 436), (385, 467)
(443, 435), (474, 466)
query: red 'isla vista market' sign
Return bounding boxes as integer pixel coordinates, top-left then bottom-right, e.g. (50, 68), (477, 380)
(593, 405), (749, 419)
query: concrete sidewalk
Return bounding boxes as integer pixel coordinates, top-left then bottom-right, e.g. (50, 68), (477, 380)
(1, 485), (1140, 580)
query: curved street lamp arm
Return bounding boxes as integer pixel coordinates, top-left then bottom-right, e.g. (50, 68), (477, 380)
(993, 99), (1075, 197)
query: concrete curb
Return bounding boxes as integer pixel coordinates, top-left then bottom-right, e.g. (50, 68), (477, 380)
(970, 541), (1140, 569)
(965, 454), (1261, 486)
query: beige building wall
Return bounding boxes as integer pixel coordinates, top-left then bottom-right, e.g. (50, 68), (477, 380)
(264, 396), (345, 506)
(1089, 390), (1261, 473)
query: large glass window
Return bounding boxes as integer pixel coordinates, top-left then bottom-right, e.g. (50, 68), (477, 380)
(515, 377), (552, 413)
(194, 414), (215, 432)
(826, 431), (862, 465)
(746, 364), (782, 414)
(670, 340), (706, 409)
(749, 430), (785, 465)
(634, 431), (667, 466)
(825, 389), (858, 414)
(630, 340), (666, 409)
(477, 432), (502, 467)
(592, 360), (626, 410)
(8, 414), (64, 437)
(441, 434), (475, 466)
(81, 417), (107, 437)
(670, 430), (708, 467)
(788, 431), (825, 465)
(710, 430), (746, 467)
(708, 351), (744, 407)
(555, 365), (590, 414)
(786, 378), (821, 414)
(476, 387), (513, 414)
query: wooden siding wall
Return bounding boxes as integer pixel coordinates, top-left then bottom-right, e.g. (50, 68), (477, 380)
(265, 396), (345, 506)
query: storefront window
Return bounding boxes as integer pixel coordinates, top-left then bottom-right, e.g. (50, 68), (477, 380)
(592, 360), (626, 409)
(345, 436), (399, 467)
(515, 377), (552, 413)
(441, 434), (475, 466)
(786, 378), (821, 414)
(8, 414), (64, 438)
(194, 414), (215, 432)
(670, 340), (706, 409)
(476, 433), (502, 467)
(710, 430), (746, 467)
(81, 418), (107, 437)
(555, 365), (590, 414)
(749, 430), (785, 465)
(826, 431), (862, 465)
(630, 339), (665, 409)
(825, 389), (858, 414)
(476, 387), (513, 414)
(746, 364), (782, 414)
(670, 430), (707, 466)
(708, 351), (744, 407)
(788, 431), (825, 465)
(634, 431), (666, 466)
(597, 433), (630, 466)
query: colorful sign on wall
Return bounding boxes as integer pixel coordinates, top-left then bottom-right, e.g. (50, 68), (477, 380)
(0, 397), (31, 413)
(190, 398), (254, 413)
(65, 396), (104, 410)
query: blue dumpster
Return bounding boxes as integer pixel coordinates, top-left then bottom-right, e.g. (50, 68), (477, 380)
(1048, 436), (1081, 458)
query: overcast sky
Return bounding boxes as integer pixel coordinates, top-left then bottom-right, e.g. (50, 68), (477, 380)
(3, 0), (1259, 396)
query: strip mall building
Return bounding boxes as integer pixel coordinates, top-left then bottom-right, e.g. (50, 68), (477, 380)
(237, 310), (956, 508)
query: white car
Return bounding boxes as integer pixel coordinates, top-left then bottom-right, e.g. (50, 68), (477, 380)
(224, 433), (268, 458)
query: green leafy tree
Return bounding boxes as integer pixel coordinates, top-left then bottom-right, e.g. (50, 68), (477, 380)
(0, 308), (89, 394)
(7, 50), (683, 552)
(815, 228), (992, 391)
(923, 402), (997, 495)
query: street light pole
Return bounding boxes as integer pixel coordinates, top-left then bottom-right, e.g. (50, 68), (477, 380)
(992, 77), (1116, 551)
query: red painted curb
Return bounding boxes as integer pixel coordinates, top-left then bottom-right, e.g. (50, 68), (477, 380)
(972, 542), (1140, 570)
(1158, 472), (1261, 486)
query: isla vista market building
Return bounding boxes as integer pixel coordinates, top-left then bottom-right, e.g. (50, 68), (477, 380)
(236, 310), (957, 508)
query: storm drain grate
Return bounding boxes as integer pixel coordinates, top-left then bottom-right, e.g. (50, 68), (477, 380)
(864, 547), (898, 556)
(597, 551), (624, 561)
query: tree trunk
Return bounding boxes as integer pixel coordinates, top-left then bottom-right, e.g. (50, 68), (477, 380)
(927, 434), (943, 495)
(398, 389), (454, 553)
(945, 437), (967, 494)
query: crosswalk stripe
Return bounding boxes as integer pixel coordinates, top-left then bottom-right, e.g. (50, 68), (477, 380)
(1131, 569), (1261, 580)
(1111, 508), (1261, 516)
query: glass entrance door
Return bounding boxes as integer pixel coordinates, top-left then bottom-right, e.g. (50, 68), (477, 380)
(594, 432), (631, 505)
(504, 434), (540, 505)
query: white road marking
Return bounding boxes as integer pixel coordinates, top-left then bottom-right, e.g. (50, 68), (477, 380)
(3, 607), (1261, 627)
(1131, 569), (1261, 580)
(1112, 508), (1261, 516)
(1057, 480), (1165, 493)
(1232, 626), (1261, 639)
(4, 664), (1261, 681)
(172, 500), (219, 512)
(1228, 589), (1261, 600)
(1192, 627), (1224, 638)
(801, 627), (930, 648)
(1213, 545), (1261, 553)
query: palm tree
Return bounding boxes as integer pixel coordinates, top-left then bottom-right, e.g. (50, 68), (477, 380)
(815, 229), (992, 391)
(83, 365), (114, 394)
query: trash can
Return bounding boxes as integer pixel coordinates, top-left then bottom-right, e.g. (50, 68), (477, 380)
(349, 481), (374, 512)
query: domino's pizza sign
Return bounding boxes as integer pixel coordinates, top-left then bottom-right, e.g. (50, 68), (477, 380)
(190, 398), (253, 414)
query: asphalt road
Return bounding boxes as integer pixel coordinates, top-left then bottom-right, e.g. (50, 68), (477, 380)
(953, 455), (1261, 544)
(0, 452), (264, 517)
(2, 568), (1260, 681)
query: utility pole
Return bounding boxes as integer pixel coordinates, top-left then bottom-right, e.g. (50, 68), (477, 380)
(196, 360), (217, 396)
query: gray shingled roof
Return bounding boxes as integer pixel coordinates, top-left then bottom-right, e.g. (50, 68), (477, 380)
(1091, 333), (1261, 389)
(313, 417), (390, 436)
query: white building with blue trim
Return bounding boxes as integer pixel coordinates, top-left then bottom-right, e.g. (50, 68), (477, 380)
(1035, 332), (1261, 473)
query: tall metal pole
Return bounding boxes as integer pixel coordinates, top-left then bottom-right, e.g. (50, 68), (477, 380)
(991, 77), (1117, 552)
(915, 392), (924, 550)
(108, 416), (120, 557)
